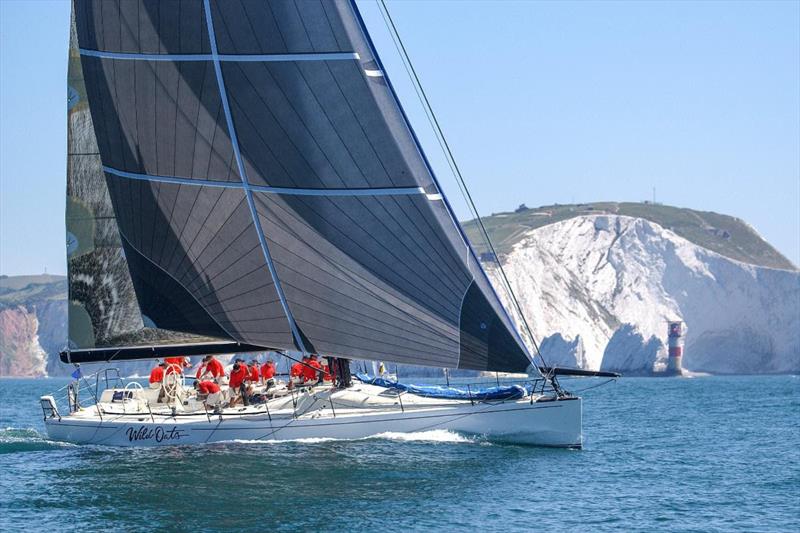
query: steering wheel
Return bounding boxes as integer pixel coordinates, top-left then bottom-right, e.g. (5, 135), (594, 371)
(122, 381), (144, 413)
(162, 365), (186, 405)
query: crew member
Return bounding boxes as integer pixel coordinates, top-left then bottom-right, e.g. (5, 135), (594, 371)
(300, 355), (315, 383)
(228, 361), (249, 407)
(149, 362), (165, 387)
(196, 380), (220, 395)
(260, 360), (276, 390)
(288, 357), (305, 389)
(247, 360), (260, 383)
(196, 355), (225, 381)
(195, 380), (222, 411)
(149, 362), (167, 402)
(246, 360), (260, 397)
(290, 357), (305, 378)
(303, 354), (323, 384)
(164, 356), (191, 374)
(260, 360), (276, 382)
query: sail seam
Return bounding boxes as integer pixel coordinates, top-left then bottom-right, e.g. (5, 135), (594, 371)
(79, 48), (360, 62)
(103, 165), (429, 196)
(202, 0), (308, 354)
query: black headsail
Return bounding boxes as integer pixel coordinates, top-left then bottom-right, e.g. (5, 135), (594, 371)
(64, 0), (533, 373)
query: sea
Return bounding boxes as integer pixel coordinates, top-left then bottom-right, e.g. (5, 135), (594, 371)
(0, 375), (797, 532)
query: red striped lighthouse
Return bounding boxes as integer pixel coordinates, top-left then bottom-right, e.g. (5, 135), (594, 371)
(667, 321), (685, 374)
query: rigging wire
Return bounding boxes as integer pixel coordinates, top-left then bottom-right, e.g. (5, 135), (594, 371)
(564, 378), (618, 394)
(374, 0), (551, 373)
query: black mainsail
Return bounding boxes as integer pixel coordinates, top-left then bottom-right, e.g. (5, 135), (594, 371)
(64, 0), (533, 373)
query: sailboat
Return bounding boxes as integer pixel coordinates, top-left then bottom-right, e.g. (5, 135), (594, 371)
(42, 0), (615, 448)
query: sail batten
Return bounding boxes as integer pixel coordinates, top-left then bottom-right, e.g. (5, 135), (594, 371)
(103, 165), (431, 196)
(80, 49), (361, 63)
(68, 0), (534, 372)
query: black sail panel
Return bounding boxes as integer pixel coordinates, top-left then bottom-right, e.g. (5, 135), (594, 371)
(71, 0), (533, 371)
(254, 192), (464, 368)
(75, 0), (211, 54)
(103, 177), (294, 350)
(80, 56), (240, 182)
(223, 60), (430, 189)
(210, 0), (351, 55)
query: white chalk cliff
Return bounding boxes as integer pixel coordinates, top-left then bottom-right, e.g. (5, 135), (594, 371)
(489, 215), (799, 374)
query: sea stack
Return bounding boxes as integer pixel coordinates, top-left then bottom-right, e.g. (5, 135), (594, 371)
(666, 321), (685, 375)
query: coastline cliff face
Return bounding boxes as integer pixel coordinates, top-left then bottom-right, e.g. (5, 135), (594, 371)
(0, 306), (49, 376)
(0, 276), (67, 377)
(491, 214), (799, 374)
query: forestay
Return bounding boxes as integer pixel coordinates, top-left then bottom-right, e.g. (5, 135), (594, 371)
(65, 0), (533, 373)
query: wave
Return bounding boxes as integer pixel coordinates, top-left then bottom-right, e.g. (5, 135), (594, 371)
(0, 427), (76, 454)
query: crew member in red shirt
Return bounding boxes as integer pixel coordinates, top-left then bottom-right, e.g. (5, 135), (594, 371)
(164, 356), (190, 374)
(303, 354), (323, 384)
(245, 360), (260, 397)
(196, 380), (220, 395)
(228, 360), (249, 407)
(300, 356), (315, 383)
(195, 380), (222, 410)
(149, 362), (165, 386)
(260, 360), (276, 381)
(322, 363), (332, 382)
(149, 362), (167, 402)
(288, 357), (307, 390)
(247, 360), (260, 383)
(196, 355), (225, 381)
(290, 358), (304, 378)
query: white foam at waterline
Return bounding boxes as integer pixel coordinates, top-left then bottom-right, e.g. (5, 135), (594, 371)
(224, 437), (340, 445)
(220, 430), (481, 445)
(366, 430), (477, 443)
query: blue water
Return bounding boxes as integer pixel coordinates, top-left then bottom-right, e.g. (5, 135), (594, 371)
(1, 376), (798, 532)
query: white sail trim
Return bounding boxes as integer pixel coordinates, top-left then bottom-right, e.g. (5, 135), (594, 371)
(102, 167), (431, 197)
(79, 48), (360, 62)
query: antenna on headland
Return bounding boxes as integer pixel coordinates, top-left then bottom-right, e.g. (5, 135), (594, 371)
(652, 187), (656, 204)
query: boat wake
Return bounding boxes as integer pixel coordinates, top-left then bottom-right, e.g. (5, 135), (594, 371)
(0, 427), (77, 454)
(224, 430), (482, 446)
(226, 437), (341, 445)
(366, 429), (480, 444)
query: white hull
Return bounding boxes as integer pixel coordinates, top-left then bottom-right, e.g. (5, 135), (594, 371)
(43, 389), (582, 448)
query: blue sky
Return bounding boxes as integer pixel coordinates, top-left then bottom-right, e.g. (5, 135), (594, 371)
(1, 0), (798, 276)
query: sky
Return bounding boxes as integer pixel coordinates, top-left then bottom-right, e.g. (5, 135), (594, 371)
(0, 0), (798, 277)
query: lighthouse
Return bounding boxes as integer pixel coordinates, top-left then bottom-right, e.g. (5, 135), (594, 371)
(666, 321), (685, 375)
